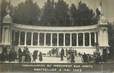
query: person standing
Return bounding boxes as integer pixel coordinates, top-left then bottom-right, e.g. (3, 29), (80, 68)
(18, 48), (22, 62)
(32, 50), (38, 62)
(39, 52), (43, 62)
(60, 48), (64, 61)
(71, 52), (75, 63)
(22, 47), (26, 63)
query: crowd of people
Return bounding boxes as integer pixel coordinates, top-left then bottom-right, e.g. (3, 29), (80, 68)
(0, 46), (109, 63)
(47, 48), (77, 63)
(0, 46), (43, 63)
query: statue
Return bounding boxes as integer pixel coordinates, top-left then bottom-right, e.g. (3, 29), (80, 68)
(96, 0), (103, 18)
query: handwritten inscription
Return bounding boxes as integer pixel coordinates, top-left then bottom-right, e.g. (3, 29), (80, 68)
(22, 64), (93, 72)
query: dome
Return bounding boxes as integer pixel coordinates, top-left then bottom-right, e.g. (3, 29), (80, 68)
(3, 14), (12, 24)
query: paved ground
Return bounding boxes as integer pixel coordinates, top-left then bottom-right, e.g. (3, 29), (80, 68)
(0, 62), (114, 72)
(5, 71), (112, 73)
(4, 56), (83, 63)
(0, 56), (114, 72)
(34, 56), (83, 63)
(1, 72), (113, 73)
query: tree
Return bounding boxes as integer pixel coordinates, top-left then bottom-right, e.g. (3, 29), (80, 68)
(108, 24), (114, 59)
(1, 0), (9, 22)
(69, 4), (77, 26)
(40, 0), (70, 26)
(0, 0), (98, 26)
(40, 0), (56, 26)
(76, 1), (97, 26)
(13, 0), (40, 25)
(55, 0), (70, 26)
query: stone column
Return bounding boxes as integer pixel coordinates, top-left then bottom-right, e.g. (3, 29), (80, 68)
(83, 33), (85, 46)
(89, 32), (91, 46)
(38, 33), (39, 46)
(2, 28), (4, 43)
(44, 33), (46, 46)
(18, 31), (20, 45)
(13, 31), (15, 44)
(2, 26), (11, 45)
(57, 33), (59, 46)
(31, 32), (33, 46)
(94, 32), (97, 43)
(70, 33), (72, 46)
(24, 32), (27, 46)
(51, 33), (52, 46)
(77, 33), (78, 46)
(64, 33), (65, 46)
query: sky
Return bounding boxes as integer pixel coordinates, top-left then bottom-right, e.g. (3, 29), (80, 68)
(0, 0), (114, 22)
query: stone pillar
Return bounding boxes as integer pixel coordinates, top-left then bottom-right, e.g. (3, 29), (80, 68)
(2, 13), (12, 46)
(98, 19), (109, 47)
(0, 26), (1, 43)
(51, 33), (52, 46)
(77, 33), (78, 46)
(2, 28), (5, 43)
(57, 33), (59, 46)
(13, 31), (15, 44)
(18, 31), (20, 45)
(64, 33), (65, 46)
(24, 32), (27, 46)
(70, 33), (72, 46)
(31, 32), (33, 46)
(38, 33), (39, 46)
(89, 32), (91, 46)
(44, 33), (46, 46)
(2, 26), (11, 45)
(83, 33), (85, 46)
(94, 32), (97, 43)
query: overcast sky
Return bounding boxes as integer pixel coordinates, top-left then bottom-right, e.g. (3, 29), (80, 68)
(0, 0), (114, 22)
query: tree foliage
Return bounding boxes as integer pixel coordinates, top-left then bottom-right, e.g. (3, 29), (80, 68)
(54, 0), (70, 26)
(108, 24), (114, 57)
(1, 0), (9, 22)
(12, 0), (40, 25)
(1, 0), (99, 26)
(40, 0), (56, 26)
(41, 0), (70, 26)
(75, 1), (97, 26)
(70, 4), (77, 25)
